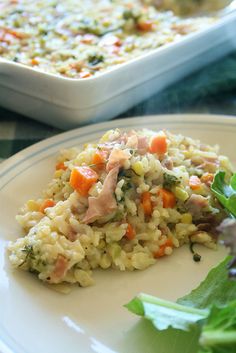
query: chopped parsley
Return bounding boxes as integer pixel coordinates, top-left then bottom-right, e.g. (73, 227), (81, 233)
(88, 54), (104, 66)
(163, 173), (180, 190)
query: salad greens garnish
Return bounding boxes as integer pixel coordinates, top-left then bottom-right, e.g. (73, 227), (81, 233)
(177, 257), (236, 309)
(199, 300), (236, 353)
(125, 258), (236, 353)
(211, 171), (236, 218)
(211, 171), (236, 278)
(125, 293), (208, 331)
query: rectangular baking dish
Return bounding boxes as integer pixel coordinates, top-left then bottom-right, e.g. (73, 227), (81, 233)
(0, 11), (236, 130)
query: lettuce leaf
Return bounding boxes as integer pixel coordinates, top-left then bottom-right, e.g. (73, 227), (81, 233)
(211, 171), (236, 218)
(199, 300), (236, 353)
(125, 257), (236, 352)
(125, 293), (207, 331)
(177, 257), (236, 308)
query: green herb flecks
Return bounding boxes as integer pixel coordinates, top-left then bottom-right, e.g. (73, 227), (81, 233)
(19, 244), (35, 267)
(88, 54), (104, 66)
(163, 173), (180, 190)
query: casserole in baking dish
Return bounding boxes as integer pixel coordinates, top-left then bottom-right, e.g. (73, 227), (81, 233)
(0, 1), (236, 128)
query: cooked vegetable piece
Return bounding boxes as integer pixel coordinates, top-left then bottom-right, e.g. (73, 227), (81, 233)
(70, 166), (98, 196)
(125, 223), (136, 240)
(55, 162), (67, 171)
(39, 199), (55, 213)
(141, 191), (153, 216)
(201, 173), (214, 186)
(31, 58), (39, 66)
(159, 188), (176, 208)
(189, 175), (201, 190)
(154, 238), (173, 258)
(137, 19), (153, 31)
(163, 173), (180, 189)
(149, 134), (167, 155)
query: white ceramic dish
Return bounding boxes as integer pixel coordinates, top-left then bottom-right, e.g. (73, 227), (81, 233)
(0, 11), (236, 130)
(0, 114), (234, 353)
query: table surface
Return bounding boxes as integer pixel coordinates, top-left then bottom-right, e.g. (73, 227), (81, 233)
(1, 52), (236, 162)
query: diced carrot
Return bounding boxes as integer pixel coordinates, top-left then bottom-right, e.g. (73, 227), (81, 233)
(141, 191), (153, 216)
(79, 71), (92, 79)
(201, 173), (214, 186)
(69, 166), (98, 196)
(189, 175), (202, 190)
(154, 245), (165, 258)
(39, 199), (55, 213)
(91, 150), (108, 170)
(154, 238), (173, 258)
(159, 188), (176, 208)
(31, 58), (39, 66)
(149, 134), (167, 155)
(125, 223), (135, 240)
(55, 162), (67, 171)
(137, 20), (153, 31)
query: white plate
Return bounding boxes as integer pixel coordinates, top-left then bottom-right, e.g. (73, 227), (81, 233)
(0, 12), (236, 129)
(0, 114), (233, 353)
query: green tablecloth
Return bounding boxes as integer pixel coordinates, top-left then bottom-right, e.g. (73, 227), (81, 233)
(1, 52), (236, 162)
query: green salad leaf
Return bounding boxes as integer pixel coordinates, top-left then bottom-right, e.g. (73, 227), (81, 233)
(178, 257), (236, 309)
(125, 257), (236, 352)
(211, 171), (236, 278)
(125, 293), (207, 331)
(199, 300), (236, 353)
(211, 171), (236, 218)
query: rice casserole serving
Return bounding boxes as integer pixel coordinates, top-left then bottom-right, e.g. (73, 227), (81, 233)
(8, 128), (233, 287)
(0, 0), (215, 78)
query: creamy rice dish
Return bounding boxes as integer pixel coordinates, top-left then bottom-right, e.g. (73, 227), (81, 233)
(8, 129), (232, 287)
(0, 0), (215, 78)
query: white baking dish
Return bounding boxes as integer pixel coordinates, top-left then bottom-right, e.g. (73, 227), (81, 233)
(0, 11), (236, 130)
